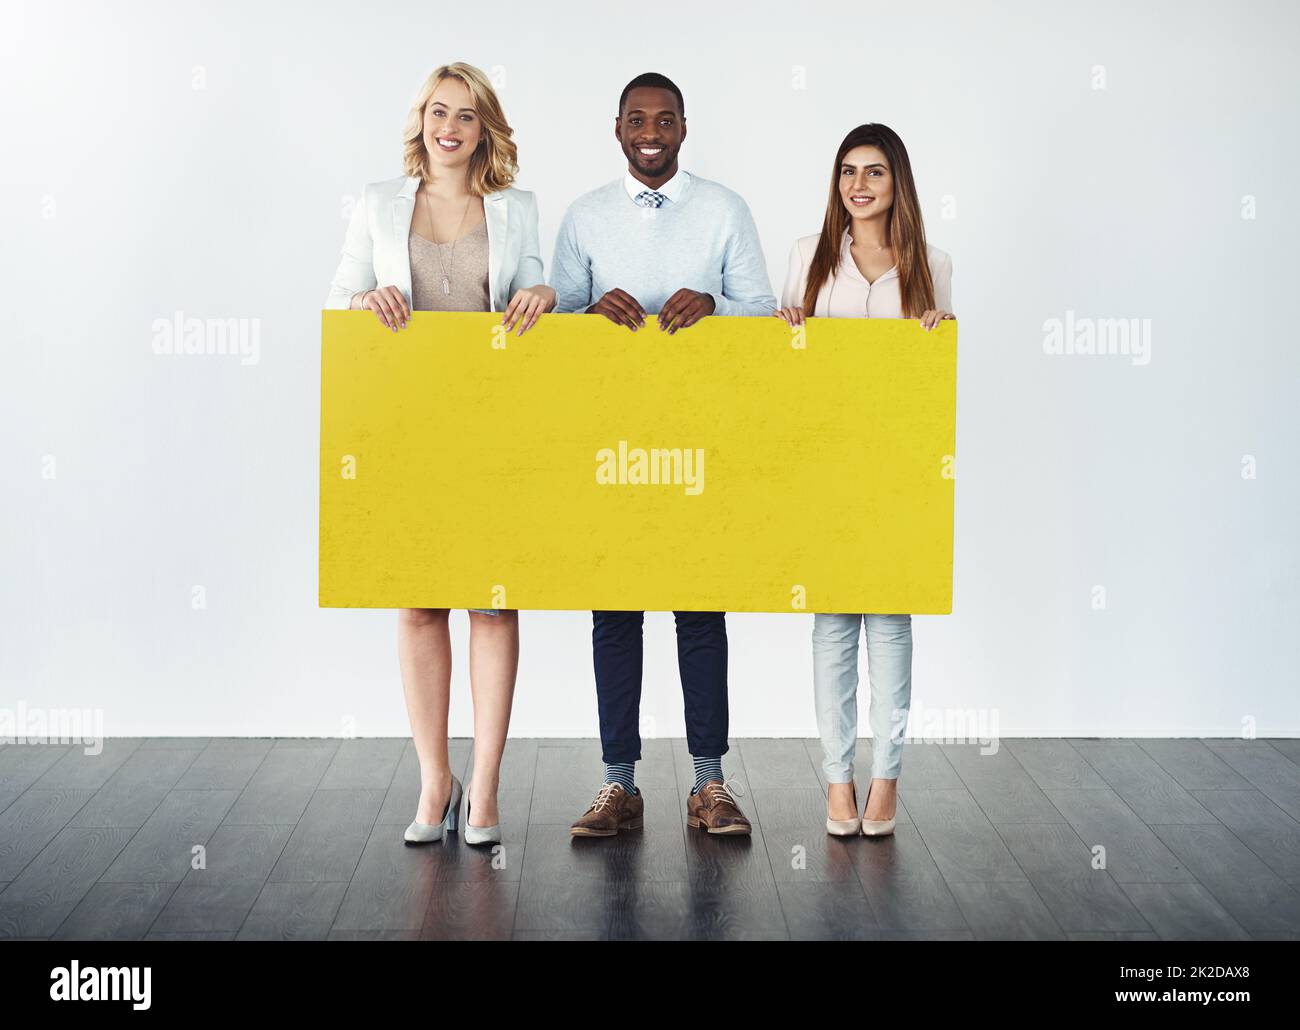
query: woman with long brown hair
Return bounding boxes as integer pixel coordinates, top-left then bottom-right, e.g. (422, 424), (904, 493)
(774, 122), (953, 837)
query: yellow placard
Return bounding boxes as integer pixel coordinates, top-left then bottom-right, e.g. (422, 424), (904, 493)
(319, 311), (955, 614)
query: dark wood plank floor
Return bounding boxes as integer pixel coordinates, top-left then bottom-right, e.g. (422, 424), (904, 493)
(1, 737), (1297, 940)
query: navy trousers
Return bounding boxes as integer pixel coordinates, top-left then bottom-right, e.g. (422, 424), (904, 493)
(592, 610), (729, 764)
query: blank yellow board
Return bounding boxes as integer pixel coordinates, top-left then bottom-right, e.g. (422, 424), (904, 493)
(319, 310), (956, 614)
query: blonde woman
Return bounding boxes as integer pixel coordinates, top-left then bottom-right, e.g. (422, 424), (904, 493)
(326, 62), (554, 846)
(774, 123), (953, 838)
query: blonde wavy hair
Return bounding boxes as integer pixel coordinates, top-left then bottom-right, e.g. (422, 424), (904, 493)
(402, 63), (517, 195)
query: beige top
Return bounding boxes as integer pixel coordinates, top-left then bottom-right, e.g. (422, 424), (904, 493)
(409, 220), (490, 311)
(781, 231), (952, 317)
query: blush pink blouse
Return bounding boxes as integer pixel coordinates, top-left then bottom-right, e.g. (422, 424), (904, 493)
(780, 231), (953, 318)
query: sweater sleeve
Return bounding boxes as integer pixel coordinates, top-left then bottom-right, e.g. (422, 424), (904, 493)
(549, 204), (593, 313)
(709, 197), (777, 317)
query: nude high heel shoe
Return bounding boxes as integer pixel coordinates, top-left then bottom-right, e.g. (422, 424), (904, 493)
(860, 780), (897, 837)
(462, 780), (502, 846)
(403, 775), (462, 844)
(825, 782), (862, 837)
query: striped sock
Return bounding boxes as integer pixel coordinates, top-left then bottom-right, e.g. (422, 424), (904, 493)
(692, 756), (724, 794)
(604, 762), (637, 795)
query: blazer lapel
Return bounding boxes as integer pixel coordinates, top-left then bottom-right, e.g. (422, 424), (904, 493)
(484, 191), (508, 310)
(392, 176), (420, 303)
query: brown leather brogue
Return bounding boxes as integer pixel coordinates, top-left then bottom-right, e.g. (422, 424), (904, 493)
(570, 782), (645, 837)
(686, 779), (752, 835)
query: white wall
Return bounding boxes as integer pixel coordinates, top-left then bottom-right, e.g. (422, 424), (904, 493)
(2, 0), (1297, 739)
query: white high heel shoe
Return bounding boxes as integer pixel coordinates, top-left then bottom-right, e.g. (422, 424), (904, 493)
(403, 775), (462, 844)
(462, 780), (502, 846)
(860, 780), (897, 837)
(825, 782), (862, 837)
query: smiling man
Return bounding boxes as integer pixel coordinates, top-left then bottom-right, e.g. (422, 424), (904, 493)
(552, 72), (775, 329)
(551, 71), (775, 839)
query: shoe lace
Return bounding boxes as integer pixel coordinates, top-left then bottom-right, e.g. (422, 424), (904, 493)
(709, 779), (745, 807)
(591, 782), (621, 812)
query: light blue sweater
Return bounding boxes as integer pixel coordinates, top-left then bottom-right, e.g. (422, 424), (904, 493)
(550, 173), (777, 317)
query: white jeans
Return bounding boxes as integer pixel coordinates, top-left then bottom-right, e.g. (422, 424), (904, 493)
(811, 613), (912, 782)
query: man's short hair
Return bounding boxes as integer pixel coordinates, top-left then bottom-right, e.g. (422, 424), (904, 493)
(618, 72), (685, 117)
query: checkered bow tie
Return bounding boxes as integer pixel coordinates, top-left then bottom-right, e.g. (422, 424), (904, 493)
(635, 189), (668, 208)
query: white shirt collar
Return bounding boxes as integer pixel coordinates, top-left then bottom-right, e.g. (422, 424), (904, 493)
(624, 167), (690, 204)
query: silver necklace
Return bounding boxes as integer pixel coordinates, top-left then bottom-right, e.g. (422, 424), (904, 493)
(421, 189), (473, 296)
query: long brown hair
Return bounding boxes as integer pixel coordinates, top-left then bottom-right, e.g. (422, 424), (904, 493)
(802, 123), (934, 317)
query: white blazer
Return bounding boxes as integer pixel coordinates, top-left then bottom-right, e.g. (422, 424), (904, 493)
(325, 175), (544, 312)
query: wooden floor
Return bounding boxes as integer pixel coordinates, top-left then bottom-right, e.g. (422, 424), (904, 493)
(1, 737), (1298, 940)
